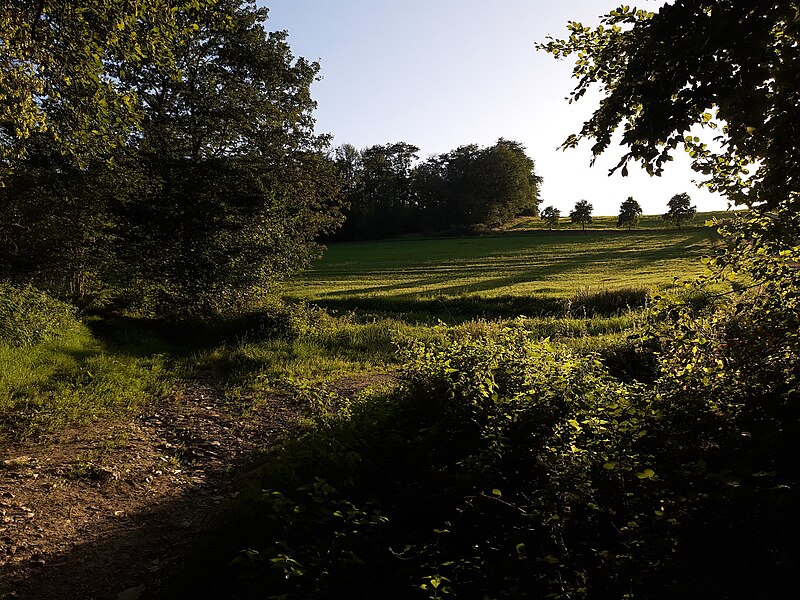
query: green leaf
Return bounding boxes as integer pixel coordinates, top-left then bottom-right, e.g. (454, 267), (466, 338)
(636, 468), (655, 479)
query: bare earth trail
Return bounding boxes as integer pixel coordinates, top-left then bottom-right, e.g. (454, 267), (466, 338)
(0, 375), (348, 600)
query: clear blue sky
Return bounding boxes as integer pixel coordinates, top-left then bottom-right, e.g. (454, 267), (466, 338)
(258, 0), (729, 216)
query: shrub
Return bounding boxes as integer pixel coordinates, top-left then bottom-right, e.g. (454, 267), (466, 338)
(565, 286), (649, 316)
(181, 327), (677, 599)
(213, 297), (320, 343)
(0, 283), (79, 346)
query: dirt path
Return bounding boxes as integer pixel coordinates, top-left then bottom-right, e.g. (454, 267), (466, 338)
(0, 378), (308, 600)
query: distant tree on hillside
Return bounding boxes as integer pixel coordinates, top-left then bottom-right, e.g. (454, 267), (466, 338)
(570, 200), (593, 231)
(541, 206), (561, 229)
(617, 196), (642, 230)
(663, 193), (696, 228)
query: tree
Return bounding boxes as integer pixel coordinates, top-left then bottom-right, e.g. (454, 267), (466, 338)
(617, 196), (642, 230)
(332, 144), (362, 195)
(111, 0), (344, 315)
(0, 0), (215, 168)
(538, 1), (799, 212)
(1, 0), (345, 314)
(337, 142), (420, 240)
(662, 193), (696, 228)
(0, 139), (128, 302)
(540, 206), (561, 230)
(570, 200), (592, 231)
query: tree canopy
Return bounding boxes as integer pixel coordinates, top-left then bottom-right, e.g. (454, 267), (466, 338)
(0, 0), (217, 167)
(538, 1), (799, 211)
(570, 199), (593, 231)
(617, 196), (642, 230)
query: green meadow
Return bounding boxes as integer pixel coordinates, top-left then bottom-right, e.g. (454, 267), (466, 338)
(282, 227), (719, 310)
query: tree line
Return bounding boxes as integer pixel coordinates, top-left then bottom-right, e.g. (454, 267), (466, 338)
(539, 192), (697, 230)
(331, 139), (543, 240)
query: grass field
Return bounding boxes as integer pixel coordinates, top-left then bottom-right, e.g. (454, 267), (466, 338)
(282, 228), (719, 315)
(2, 222), (722, 436)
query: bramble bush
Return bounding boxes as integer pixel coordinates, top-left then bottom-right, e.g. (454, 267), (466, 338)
(181, 328), (687, 599)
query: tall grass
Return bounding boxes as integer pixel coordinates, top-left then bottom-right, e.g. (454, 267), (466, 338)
(0, 283), (80, 346)
(0, 323), (173, 439)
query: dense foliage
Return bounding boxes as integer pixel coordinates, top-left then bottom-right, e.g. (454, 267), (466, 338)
(0, 0), (215, 166)
(177, 304), (800, 598)
(178, 329), (666, 598)
(333, 139), (542, 239)
(2, 0), (798, 596)
(617, 196), (641, 230)
(569, 199), (593, 230)
(0, 1), (345, 316)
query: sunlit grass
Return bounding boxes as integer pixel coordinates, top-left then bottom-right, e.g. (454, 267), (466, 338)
(282, 229), (718, 306)
(0, 324), (173, 439)
(2, 227), (719, 438)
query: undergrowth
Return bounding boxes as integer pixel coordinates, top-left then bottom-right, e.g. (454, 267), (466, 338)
(0, 283), (80, 346)
(1, 285), (174, 439)
(174, 328), (678, 599)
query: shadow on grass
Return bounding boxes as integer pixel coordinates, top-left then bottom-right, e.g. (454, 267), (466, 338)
(86, 311), (307, 360)
(309, 286), (650, 325)
(85, 315), (223, 358)
(311, 295), (566, 324)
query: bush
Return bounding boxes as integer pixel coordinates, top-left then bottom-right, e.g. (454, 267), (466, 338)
(224, 298), (318, 343)
(180, 327), (677, 599)
(565, 286), (649, 316)
(0, 283), (80, 346)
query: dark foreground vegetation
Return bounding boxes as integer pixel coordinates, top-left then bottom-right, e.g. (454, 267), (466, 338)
(1, 0), (799, 598)
(173, 299), (800, 599)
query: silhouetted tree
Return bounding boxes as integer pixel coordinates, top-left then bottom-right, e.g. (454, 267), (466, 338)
(570, 200), (593, 231)
(663, 193), (696, 228)
(617, 197), (642, 230)
(541, 206), (561, 230)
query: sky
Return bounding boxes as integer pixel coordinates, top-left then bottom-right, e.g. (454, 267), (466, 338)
(258, 0), (730, 216)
